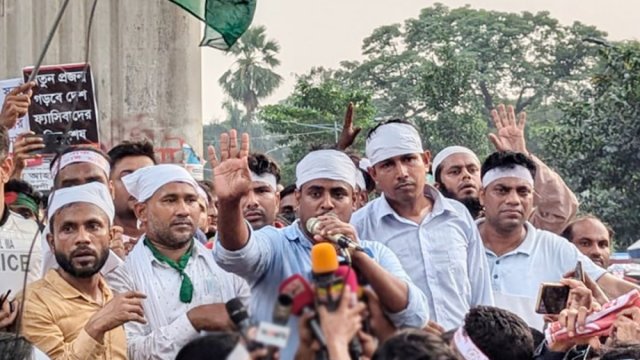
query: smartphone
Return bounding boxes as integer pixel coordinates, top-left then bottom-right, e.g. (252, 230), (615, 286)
(535, 283), (570, 315)
(574, 261), (585, 283)
(36, 132), (67, 154)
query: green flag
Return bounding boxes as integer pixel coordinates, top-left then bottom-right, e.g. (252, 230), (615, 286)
(170, 0), (257, 51)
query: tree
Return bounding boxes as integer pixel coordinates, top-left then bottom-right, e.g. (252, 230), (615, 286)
(260, 68), (376, 184)
(218, 25), (283, 122)
(542, 41), (640, 249)
(334, 3), (606, 153)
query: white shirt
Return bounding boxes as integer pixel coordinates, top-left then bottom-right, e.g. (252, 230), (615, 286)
(483, 220), (606, 328)
(0, 209), (41, 297)
(106, 238), (250, 360)
(351, 185), (494, 330)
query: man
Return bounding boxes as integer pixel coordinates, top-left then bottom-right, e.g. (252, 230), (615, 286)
(373, 329), (458, 360)
(278, 184), (297, 224)
(41, 146), (124, 273)
(0, 126), (41, 324)
(106, 164), (250, 359)
(562, 215), (613, 269)
(213, 130), (429, 359)
(432, 104), (578, 233)
(351, 119), (493, 330)
(107, 140), (157, 247)
(242, 152), (281, 230)
(478, 151), (638, 328)
(197, 180), (217, 239)
(22, 182), (146, 359)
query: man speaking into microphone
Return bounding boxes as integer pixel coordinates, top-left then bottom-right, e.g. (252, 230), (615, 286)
(212, 131), (429, 359)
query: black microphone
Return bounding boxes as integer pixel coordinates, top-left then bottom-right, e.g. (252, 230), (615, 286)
(225, 298), (262, 351)
(306, 217), (365, 252)
(261, 294), (293, 360)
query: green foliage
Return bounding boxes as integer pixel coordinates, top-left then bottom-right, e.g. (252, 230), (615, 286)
(334, 3), (605, 156)
(542, 41), (640, 249)
(259, 68), (376, 184)
(219, 25), (283, 121)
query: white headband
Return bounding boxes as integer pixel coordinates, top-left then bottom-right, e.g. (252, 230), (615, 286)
(51, 150), (111, 180)
(250, 171), (278, 190)
(355, 170), (366, 191)
(453, 327), (489, 360)
(481, 165), (534, 188)
(432, 146), (480, 174)
(122, 164), (199, 203)
(48, 182), (115, 225)
(365, 123), (423, 166)
(359, 158), (371, 172)
(295, 150), (357, 190)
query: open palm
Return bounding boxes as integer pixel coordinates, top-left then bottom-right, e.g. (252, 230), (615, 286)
(489, 104), (528, 154)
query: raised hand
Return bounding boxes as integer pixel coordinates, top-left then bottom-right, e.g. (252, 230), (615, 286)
(336, 102), (361, 150)
(0, 82), (36, 129)
(84, 291), (146, 343)
(488, 104), (528, 154)
(213, 130), (252, 204)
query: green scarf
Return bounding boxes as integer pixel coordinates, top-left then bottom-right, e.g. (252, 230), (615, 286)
(143, 238), (194, 303)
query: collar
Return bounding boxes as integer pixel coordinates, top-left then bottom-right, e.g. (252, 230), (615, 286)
(44, 269), (112, 304)
(143, 237), (207, 266)
(479, 219), (536, 257)
(281, 220), (314, 251)
(372, 184), (458, 224)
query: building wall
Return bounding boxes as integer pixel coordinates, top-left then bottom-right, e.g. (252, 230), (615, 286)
(0, 0), (203, 160)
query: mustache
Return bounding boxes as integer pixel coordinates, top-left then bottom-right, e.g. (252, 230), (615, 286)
(71, 246), (97, 258)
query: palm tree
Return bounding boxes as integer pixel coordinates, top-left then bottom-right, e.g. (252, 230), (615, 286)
(218, 25), (283, 122)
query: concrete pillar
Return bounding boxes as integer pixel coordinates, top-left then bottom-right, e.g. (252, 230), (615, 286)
(0, 0), (203, 160)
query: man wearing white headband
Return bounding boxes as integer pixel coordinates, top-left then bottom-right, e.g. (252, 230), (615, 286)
(243, 152), (282, 230)
(352, 119), (494, 330)
(105, 164), (249, 359)
(479, 152), (639, 328)
(22, 182), (145, 360)
(432, 104), (578, 234)
(40, 146), (125, 276)
(212, 131), (428, 359)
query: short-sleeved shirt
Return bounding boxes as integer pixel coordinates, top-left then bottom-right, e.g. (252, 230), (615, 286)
(483, 220), (606, 328)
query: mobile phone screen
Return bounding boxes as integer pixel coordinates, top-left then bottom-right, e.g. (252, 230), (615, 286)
(536, 284), (570, 314)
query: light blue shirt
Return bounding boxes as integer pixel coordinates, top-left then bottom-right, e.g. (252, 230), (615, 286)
(351, 185), (494, 330)
(484, 220), (606, 300)
(213, 221), (429, 360)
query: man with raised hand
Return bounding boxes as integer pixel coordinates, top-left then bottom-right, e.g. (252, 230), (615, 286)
(106, 164), (249, 359)
(432, 104), (578, 233)
(212, 130), (428, 359)
(351, 119), (493, 330)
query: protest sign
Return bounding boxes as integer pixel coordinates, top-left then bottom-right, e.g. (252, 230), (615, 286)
(23, 63), (100, 146)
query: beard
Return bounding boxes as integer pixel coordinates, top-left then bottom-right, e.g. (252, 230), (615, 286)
(438, 183), (484, 219)
(55, 246), (109, 278)
(147, 215), (195, 249)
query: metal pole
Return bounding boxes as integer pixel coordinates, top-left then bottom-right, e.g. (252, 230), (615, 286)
(334, 119), (338, 143)
(27, 0), (71, 82)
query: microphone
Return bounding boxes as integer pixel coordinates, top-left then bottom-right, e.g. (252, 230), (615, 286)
(278, 274), (327, 349)
(306, 217), (365, 252)
(225, 298), (262, 351)
(311, 243), (344, 311)
(256, 293), (293, 359)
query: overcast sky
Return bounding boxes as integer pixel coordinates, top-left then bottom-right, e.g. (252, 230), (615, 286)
(201, 0), (640, 123)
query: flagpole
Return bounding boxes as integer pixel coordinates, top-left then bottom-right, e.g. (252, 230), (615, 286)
(27, 0), (71, 82)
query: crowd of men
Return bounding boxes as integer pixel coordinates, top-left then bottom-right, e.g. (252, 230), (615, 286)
(1, 82), (640, 360)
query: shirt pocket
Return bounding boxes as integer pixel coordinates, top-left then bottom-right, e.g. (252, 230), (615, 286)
(431, 246), (471, 298)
